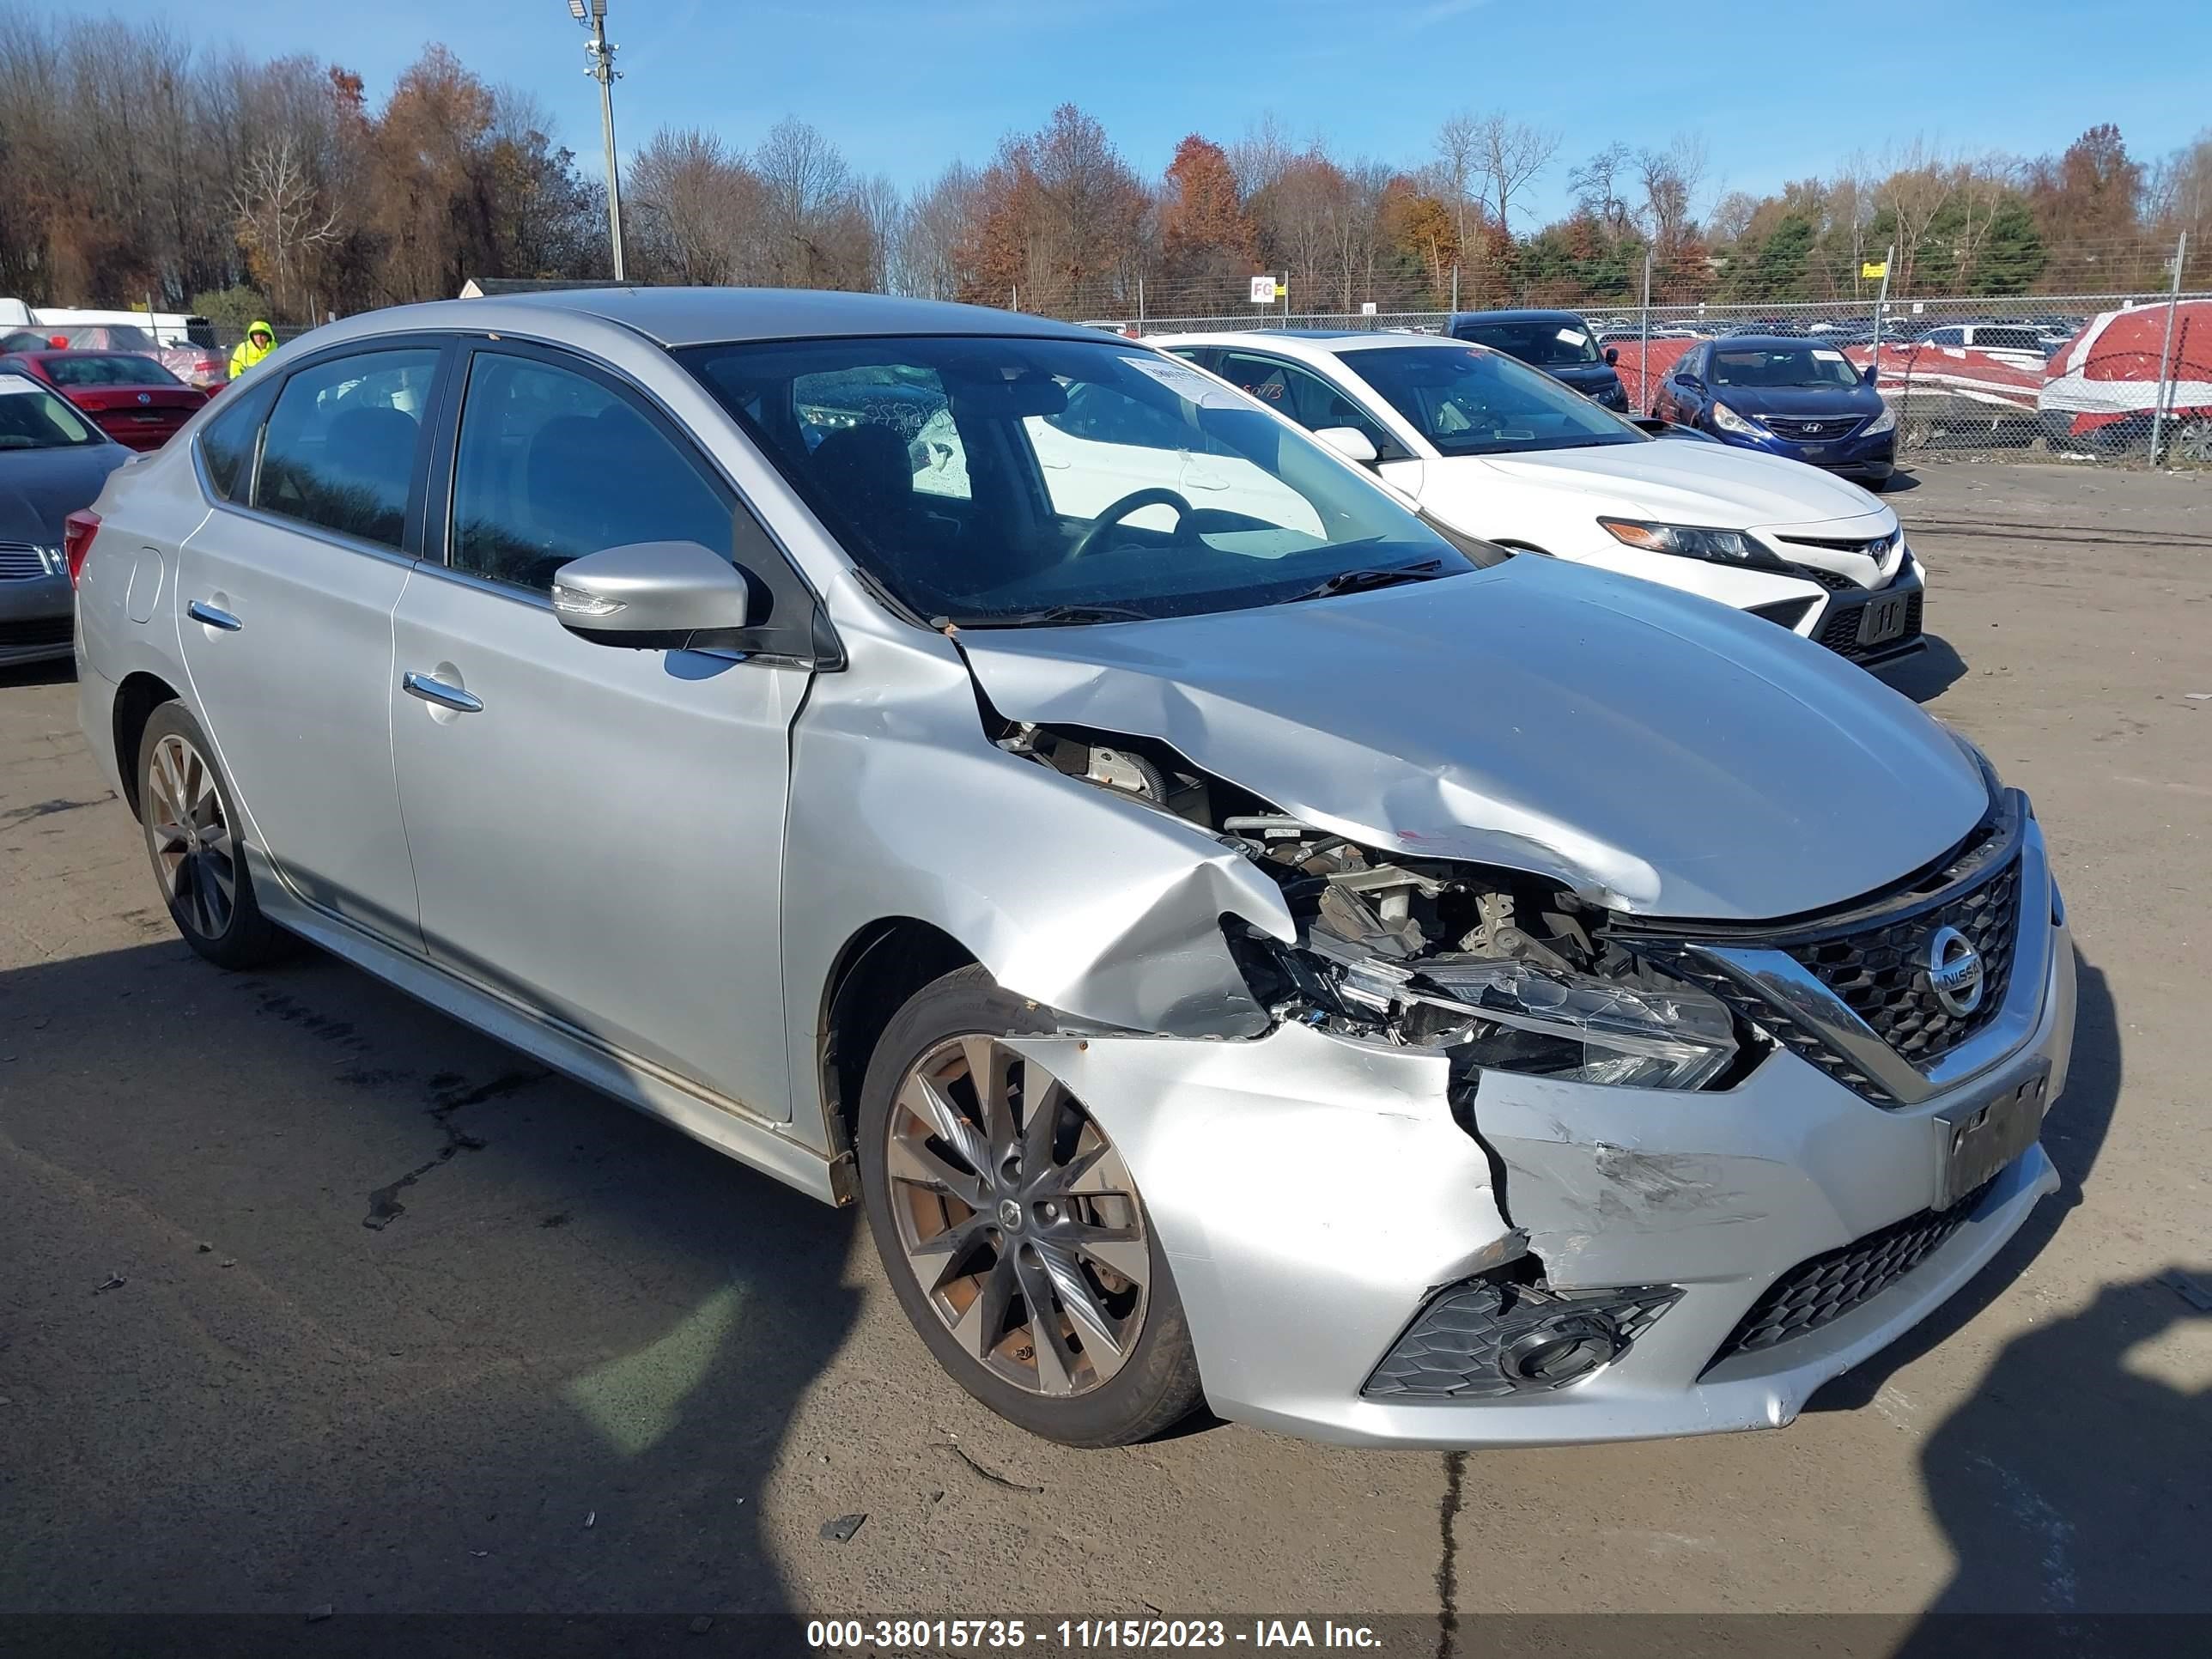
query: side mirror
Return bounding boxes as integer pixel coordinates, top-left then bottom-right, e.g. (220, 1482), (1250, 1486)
(550, 540), (753, 650)
(1603, 346), (1620, 366)
(1314, 425), (1380, 465)
(1863, 364), (1881, 385)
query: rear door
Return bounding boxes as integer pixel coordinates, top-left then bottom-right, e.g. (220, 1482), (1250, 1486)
(175, 341), (446, 945)
(387, 341), (814, 1118)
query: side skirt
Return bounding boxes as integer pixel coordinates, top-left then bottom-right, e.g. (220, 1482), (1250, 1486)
(246, 846), (854, 1207)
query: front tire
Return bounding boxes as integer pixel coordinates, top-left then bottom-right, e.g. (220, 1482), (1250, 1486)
(857, 965), (1203, 1447)
(137, 702), (289, 969)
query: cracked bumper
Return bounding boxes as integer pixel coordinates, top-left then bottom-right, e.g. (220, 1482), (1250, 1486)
(1006, 911), (2073, 1449)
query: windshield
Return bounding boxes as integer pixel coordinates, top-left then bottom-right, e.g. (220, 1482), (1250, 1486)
(42, 353), (180, 388)
(679, 335), (1481, 625)
(0, 377), (102, 448)
(1455, 319), (1602, 367)
(1710, 347), (1863, 389)
(1344, 344), (1646, 458)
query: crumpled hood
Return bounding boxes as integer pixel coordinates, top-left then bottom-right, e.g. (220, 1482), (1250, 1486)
(959, 558), (1986, 921)
(0, 445), (129, 542)
(1472, 439), (1892, 530)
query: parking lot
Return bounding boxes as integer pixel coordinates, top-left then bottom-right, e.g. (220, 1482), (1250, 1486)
(1, 461), (2206, 1638)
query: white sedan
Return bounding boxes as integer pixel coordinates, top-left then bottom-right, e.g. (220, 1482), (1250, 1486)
(1148, 331), (1927, 666)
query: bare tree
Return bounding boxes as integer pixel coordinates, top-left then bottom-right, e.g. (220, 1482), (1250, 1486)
(897, 162), (981, 300)
(1227, 111), (1297, 200)
(1635, 132), (1708, 247)
(628, 125), (763, 285)
(1879, 139), (1955, 289)
(1434, 110), (1480, 252)
(1472, 113), (1560, 233)
(1569, 142), (1635, 240)
(229, 136), (340, 318)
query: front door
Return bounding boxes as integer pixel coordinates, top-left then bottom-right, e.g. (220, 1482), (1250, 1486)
(174, 344), (444, 944)
(388, 344), (807, 1119)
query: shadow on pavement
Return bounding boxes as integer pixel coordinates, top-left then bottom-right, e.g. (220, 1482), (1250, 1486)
(1897, 1270), (2210, 1638)
(0, 938), (862, 1653)
(0, 658), (76, 690)
(1814, 952), (2121, 1415)
(1874, 633), (1968, 704)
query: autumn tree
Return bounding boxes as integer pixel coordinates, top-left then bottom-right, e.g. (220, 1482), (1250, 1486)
(961, 106), (1148, 313)
(1158, 135), (1255, 284)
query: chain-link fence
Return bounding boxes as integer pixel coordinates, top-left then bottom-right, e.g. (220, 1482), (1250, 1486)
(1026, 234), (2211, 468)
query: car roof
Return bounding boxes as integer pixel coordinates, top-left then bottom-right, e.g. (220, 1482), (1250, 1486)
(1449, 308), (1585, 325)
(1146, 331), (1478, 362)
(1710, 336), (1832, 350)
(311, 287), (1112, 350)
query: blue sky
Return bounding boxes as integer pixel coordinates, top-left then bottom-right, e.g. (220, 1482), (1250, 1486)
(94, 0), (2210, 223)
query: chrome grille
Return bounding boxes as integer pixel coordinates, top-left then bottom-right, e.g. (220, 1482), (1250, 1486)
(0, 544), (51, 580)
(1762, 415), (1864, 441)
(1630, 800), (2026, 1109)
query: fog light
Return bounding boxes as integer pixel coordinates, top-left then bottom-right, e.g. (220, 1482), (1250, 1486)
(1363, 1278), (1680, 1400)
(1501, 1315), (1625, 1385)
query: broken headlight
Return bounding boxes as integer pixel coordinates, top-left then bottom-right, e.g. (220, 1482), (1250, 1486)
(1276, 946), (1737, 1091)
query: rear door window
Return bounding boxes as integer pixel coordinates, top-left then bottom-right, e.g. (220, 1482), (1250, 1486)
(254, 349), (439, 550)
(198, 377), (278, 501)
(1214, 352), (1401, 457)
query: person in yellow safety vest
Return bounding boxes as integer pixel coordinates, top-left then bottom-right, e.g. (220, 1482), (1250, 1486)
(228, 321), (276, 380)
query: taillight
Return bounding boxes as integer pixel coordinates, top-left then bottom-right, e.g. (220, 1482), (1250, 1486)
(63, 508), (100, 587)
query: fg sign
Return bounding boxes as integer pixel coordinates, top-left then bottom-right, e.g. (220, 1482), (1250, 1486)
(1250, 276), (1284, 304)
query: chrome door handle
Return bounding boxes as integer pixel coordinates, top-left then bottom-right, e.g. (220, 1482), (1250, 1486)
(187, 600), (241, 631)
(401, 671), (483, 714)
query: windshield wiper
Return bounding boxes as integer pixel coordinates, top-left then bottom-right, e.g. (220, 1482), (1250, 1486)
(934, 602), (1156, 629)
(1284, 560), (1447, 604)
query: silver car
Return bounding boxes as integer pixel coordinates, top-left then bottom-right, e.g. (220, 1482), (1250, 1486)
(71, 289), (2075, 1449)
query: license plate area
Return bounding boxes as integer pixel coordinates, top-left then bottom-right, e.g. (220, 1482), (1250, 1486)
(1859, 593), (1909, 646)
(1934, 1060), (2050, 1209)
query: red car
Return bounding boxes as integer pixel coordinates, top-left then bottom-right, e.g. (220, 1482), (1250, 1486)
(0, 322), (228, 391)
(0, 349), (208, 451)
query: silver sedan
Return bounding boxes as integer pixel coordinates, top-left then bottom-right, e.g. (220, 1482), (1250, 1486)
(70, 289), (2075, 1449)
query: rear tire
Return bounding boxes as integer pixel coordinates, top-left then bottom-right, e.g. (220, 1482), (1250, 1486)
(857, 964), (1204, 1447)
(137, 702), (290, 969)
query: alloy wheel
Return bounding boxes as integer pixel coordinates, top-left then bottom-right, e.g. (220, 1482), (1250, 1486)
(146, 732), (236, 941)
(2171, 418), (2212, 465)
(884, 1035), (1149, 1397)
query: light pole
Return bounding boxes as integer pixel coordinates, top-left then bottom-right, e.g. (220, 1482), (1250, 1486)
(568, 0), (626, 281)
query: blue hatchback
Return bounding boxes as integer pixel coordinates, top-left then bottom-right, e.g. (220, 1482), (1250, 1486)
(1653, 337), (1896, 483)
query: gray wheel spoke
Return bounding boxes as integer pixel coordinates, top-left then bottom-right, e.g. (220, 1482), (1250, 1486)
(887, 1030), (1150, 1402)
(1012, 1250), (1079, 1395)
(909, 1211), (993, 1292)
(948, 1254), (1017, 1360)
(1021, 1077), (1066, 1172)
(1053, 1220), (1148, 1285)
(1036, 1243), (1130, 1376)
(960, 1034), (1017, 1162)
(896, 1070), (989, 1179)
(886, 1128), (989, 1208)
(1055, 1139), (1135, 1199)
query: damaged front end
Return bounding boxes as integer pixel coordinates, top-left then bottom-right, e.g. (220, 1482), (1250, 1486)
(993, 717), (1775, 1404)
(1215, 817), (1748, 1093)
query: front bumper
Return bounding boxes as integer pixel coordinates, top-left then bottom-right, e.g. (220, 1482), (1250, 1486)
(0, 570), (75, 665)
(1009, 833), (2072, 1449)
(1712, 422), (1897, 478)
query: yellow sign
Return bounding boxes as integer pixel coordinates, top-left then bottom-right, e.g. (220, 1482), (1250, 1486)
(1862, 260), (1889, 280)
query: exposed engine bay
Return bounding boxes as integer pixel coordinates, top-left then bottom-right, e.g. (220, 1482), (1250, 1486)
(994, 720), (1750, 1091)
